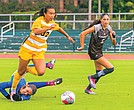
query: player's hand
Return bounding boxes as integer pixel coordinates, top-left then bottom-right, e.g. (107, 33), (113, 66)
(12, 94), (22, 101)
(77, 46), (84, 51)
(67, 36), (75, 43)
(50, 24), (56, 29)
(112, 31), (116, 38)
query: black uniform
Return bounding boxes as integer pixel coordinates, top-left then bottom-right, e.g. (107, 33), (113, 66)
(88, 24), (111, 60)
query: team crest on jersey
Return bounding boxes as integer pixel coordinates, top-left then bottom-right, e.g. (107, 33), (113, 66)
(98, 29), (109, 38)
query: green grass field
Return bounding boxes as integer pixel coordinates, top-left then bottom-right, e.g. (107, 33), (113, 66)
(0, 58), (134, 110)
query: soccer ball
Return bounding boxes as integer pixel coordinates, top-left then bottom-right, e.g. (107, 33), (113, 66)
(61, 91), (75, 104)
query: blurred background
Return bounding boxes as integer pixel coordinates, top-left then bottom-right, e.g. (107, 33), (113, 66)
(0, 0), (133, 53)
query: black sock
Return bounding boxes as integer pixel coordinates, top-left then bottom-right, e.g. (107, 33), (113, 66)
(91, 67), (114, 79)
(91, 70), (101, 79)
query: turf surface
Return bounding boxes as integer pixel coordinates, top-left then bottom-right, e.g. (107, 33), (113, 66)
(0, 59), (133, 110)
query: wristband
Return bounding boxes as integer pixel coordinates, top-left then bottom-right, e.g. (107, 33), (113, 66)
(112, 33), (116, 38)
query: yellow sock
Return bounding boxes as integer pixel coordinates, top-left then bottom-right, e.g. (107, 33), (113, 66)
(12, 71), (22, 90)
(27, 66), (38, 75)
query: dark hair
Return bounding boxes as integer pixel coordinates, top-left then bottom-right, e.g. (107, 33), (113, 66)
(34, 5), (55, 17)
(83, 13), (109, 31)
(100, 13), (109, 19)
(28, 84), (37, 95)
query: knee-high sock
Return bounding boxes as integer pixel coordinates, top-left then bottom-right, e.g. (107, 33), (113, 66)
(12, 71), (22, 90)
(27, 66), (38, 75)
(91, 67), (114, 79)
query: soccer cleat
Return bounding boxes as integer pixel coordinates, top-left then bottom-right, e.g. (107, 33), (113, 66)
(47, 59), (56, 69)
(48, 78), (62, 86)
(10, 88), (16, 102)
(85, 89), (95, 94)
(53, 78), (62, 85)
(88, 76), (96, 89)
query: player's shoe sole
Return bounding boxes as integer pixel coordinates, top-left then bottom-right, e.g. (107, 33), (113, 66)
(53, 78), (62, 85)
(49, 78), (62, 86)
(85, 89), (96, 94)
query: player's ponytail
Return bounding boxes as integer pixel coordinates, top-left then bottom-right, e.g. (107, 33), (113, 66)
(33, 5), (55, 19)
(39, 8), (44, 16)
(83, 13), (109, 31)
(83, 20), (101, 31)
(33, 8), (44, 17)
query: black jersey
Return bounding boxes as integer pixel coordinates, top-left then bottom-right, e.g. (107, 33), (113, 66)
(88, 24), (111, 60)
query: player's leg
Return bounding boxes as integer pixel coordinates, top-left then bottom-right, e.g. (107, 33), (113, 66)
(91, 56), (114, 78)
(28, 78), (62, 89)
(0, 81), (12, 99)
(30, 51), (49, 76)
(12, 58), (29, 90)
(10, 58), (29, 101)
(32, 59), (46, 76)
(10, 47), (33, 101)
(86, 60), (103, 90)
(12, 58), (29, 88)
(27, 59), (56, 75)
(89, 56), (114, 89)
(85, 70), (101, 94)
(85, 60), (103, 94)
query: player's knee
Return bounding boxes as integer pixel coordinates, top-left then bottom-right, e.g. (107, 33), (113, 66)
(37, 70), (45, 76)
(38, 73), (44, 76)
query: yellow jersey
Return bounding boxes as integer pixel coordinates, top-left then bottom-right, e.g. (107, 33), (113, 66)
(22, 16), (59, 52)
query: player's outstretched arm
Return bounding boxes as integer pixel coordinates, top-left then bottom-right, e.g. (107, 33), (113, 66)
(0, 82), (12, 99)
(57, 27), (75, 43)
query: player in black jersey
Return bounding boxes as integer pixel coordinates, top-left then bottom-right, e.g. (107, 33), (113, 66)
(77, 13), (116, 94)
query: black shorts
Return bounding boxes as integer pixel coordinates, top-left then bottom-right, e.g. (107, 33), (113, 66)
(88, 52), (103, 60)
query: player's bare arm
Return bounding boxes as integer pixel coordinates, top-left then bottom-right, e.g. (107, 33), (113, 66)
(33, 25), (55, 35)
(57, 27), (75, 43)
(77, 26), (95, 51)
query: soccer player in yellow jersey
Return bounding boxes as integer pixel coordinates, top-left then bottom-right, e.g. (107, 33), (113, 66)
(10, 5), (75, 101)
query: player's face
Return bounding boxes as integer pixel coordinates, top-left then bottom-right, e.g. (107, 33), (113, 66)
(100, 15), (110, 27)
(20, 86), (33, 95)
(44, 8), (56, 22)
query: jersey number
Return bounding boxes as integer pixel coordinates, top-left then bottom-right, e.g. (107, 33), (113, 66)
(41, 31), (50, 37)
(101, 39), (105, 44)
